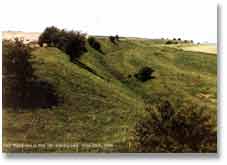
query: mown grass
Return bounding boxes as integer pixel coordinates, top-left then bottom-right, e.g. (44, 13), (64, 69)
(3, 38), (217, 152)
(176, 44), (217, 54)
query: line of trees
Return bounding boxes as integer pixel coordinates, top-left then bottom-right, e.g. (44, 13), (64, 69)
(38, 26), (87, 62)
(38, 26), (121, 60)
(165, 38), (194, 45)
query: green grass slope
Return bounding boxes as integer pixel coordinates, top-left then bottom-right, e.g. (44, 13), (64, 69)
(3, 38), (217, 152)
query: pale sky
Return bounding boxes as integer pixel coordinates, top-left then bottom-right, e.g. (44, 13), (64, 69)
(0, 0), (217, 43)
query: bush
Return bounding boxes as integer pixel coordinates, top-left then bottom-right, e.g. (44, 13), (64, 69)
(165, 40), (173, 44)
(39, 26), (87, 61)
(132, 101), (217, 152)
(115, 35), (119, 41)
(109, 36), (116, 44)
(2, 39), (60, 109)
(88, 36), (102, 52)
(134, 66), (155, 82)
(63, 31), (87, 61)
(166, 40), (178, 44)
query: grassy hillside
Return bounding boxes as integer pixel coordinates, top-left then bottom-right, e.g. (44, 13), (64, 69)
(3, 38), (217, 152)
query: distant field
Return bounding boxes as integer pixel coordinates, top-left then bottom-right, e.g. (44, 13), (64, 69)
(176, 44), (217, 54)
(3, 31), (40, 43)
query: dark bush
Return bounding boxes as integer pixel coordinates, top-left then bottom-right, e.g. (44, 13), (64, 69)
(165, 40), (173, 44)
(109, 36), (116, 44)
(115, 35), (119, 41)
(134, 66), (155, 82)
(39, 26), (87, 61)
(88, 36), (102, 52)
(2, 39), (61, 109)
(132, 101), (217, 152)
(63, 31), (87, 61)
(166, 40), (178, 44)
(178, 38), (181, 41)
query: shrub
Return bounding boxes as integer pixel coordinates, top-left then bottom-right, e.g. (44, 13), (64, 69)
(109, 36), (116, 44)
(88, 36), (102, 52)
(2, 39), (60, 109)
(134, 66), (155, 82)
(166, 40), (178, 44)
(115, 35), (119, 41)
(165, 40), (173, 44)
(132, 101), (217, 152)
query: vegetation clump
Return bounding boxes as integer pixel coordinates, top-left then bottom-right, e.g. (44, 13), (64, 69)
(132, 101), (217, 153)
(109, 36), (116, 44)
(134, 66), (155, 82)
(115, 34), (120, 41)
(88, 36), (102, 53)
(108, 35), (120, 44)
(165, 40), (178, 44)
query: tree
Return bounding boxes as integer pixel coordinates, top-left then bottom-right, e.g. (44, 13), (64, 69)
(63, 31), (87, 61)
(38, 26), (60, 47)
(3, 38), (33, 82)
(3, 39), (33, 108)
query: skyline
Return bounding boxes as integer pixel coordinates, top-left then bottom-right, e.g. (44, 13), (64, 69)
(0, 0), (217, 43)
